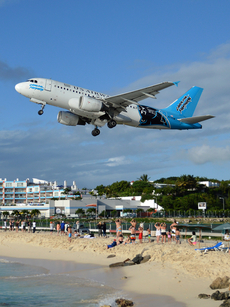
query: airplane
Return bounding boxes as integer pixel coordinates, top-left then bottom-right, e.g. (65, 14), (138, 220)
(15, 78), (214, 136)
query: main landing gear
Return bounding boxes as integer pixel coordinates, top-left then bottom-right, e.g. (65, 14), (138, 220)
(92, 127), (100, 137)
(91, 119), (117, 136)
(107, 119), (117, 129)
(38, 104), (45, 115)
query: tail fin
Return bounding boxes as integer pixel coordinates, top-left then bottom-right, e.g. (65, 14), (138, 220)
(163, 86), (203, 118)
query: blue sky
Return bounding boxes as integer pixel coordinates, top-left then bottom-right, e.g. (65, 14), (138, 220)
(1, 0), (230, 188)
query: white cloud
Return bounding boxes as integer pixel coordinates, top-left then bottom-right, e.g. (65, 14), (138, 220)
(106, 156), (129, 167)
(187, 145), (230, 164)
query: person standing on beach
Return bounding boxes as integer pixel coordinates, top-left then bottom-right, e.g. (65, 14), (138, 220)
(175, 228), (180, 244)
(50, 221), (54, 234)
(129, 219), (137, 243)
(147, 228), (151, 243)
(115, 218), (122, 239)
(27, 220), (31, 233)
(61, 221), (65, 235)
(138, 223), (143, 244)
(102, 222), (107, 237)
(15, 220), (19, 233)
(154, 222), (161, 243)
(76, 220), (80, 233)
(56, 222), (61, 235)
(167, 230), (171, 243)
(160, 223), (167, 243)
(68, 226), (72, 243)
(170, 220), (177, 241)
(32, 221), (36, 233)
(21, 220), (26, 233)
(64, 222), (68, 235)
(4, 220), (7, 231)
(97, 221), (103, 237)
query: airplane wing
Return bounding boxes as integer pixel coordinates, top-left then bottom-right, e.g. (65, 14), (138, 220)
(103, 81), (176, 112)
(178, 115), (215, 124)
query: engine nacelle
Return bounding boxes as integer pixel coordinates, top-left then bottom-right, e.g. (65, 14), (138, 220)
(57, 111), (81, 126)
(79, 96), (107, 112)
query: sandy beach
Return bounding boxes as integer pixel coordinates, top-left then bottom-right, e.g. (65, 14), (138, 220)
(0, 231), (228, 306)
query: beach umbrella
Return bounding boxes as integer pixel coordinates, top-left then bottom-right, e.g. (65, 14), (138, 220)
(213, 223), (230, 231)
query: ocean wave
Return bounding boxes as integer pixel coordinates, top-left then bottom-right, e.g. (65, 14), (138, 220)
(6, 273), (51, 279)
(0, 258), (12, 263)
(98, 291), (124, 307)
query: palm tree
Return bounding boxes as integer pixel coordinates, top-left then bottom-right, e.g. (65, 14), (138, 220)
(75, 208), (85, 217)
(2, 212), (9, 218)
(30, 209), (41, 218)
(137, 174), (150, 182)
(11, 210), (20, 217)
(86, 208), (96, 214)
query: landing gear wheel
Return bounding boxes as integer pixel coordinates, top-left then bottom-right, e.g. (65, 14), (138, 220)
(92, 128), (100, 136)
(107, 119), (117, 129)
(38, 110), (44, 115)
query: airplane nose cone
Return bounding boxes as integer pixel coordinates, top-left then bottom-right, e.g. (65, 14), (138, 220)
(15, 83), (21, 93)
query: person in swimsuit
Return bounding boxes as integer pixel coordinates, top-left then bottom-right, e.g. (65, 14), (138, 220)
(154, 223), (161, 243)
(9, 220), (12, 231)
(167, 230), (171, 243)
(188, 231), (197, 246)
(147, 228), (151, 243)
(123, 234), (131, 244)
(129, 219), (137, 244)
(15, 220), (19, 233)
(160, 223), (167, 243)
(115, 218), (122, 239)
(138, 223), (143, 244)
(175, 228), (180, 244)
(170, 220), (177, 241)
(68, 226), (72, 243)
(129, 226), (136, 243)
(56, 222), (61, 235)
(118, 234), (124, 244)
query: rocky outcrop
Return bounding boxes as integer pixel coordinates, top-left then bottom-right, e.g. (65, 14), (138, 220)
(115, 298), (134, 306)
(198, 294), (210, 299)
(100, 298), (134, 307)
(210, 277), (230, 290)
(211, 290), (230, 300)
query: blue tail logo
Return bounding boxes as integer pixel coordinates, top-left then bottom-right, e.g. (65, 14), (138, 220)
(162, 86), (203, 118)
(176, 95), (192, 113)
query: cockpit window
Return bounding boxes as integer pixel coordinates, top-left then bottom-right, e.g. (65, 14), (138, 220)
(27, 79), (37, 83)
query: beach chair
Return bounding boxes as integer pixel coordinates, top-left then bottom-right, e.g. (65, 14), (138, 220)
(195, 242), (223, 252)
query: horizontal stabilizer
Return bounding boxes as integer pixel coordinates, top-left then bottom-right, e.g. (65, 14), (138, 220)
(178, 115), (215, 124)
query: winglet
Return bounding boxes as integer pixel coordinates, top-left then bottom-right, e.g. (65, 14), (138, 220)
(173, 81), (180, 87)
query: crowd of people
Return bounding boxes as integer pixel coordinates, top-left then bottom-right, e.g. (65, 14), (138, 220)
(2, 219), (37, 233)
(2, 218), (198, 247)
(106, 218), (189, 249)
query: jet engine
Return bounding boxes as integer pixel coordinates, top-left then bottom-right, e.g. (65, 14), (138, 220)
(57, 111), (83, 126)
(79, 96), (108, 112)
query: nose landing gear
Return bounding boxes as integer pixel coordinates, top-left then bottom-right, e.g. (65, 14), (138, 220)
(38, 104), (45, 115)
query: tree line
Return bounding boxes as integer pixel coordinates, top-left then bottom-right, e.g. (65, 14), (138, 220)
(95, 175), (230, 211)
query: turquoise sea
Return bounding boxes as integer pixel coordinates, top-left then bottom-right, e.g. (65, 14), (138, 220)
(0, 258), (121, 307)
(0, 257), (186, 307)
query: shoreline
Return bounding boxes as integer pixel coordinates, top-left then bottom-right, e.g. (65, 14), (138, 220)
(0, 231), (224, 306)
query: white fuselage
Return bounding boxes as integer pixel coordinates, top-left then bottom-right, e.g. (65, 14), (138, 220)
(15, 78), (141, 128)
